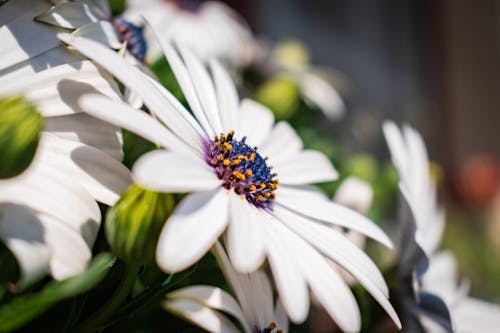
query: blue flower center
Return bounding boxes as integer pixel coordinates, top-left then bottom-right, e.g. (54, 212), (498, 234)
(112, 17), (147, 63)
(205, 131), (279, 210)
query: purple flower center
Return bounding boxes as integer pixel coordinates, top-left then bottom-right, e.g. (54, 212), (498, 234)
(204, 131), (278, 210)
(112, 17), (147, 62)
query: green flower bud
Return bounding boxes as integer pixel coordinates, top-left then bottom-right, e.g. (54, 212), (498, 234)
(254, 75), (300, 120)
(106, 185), (175, 264)
(0, 96), (44, 179)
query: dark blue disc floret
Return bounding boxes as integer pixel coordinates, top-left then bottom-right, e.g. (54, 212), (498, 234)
(204, 131), (279, 210)
(112, 17), (147, 63)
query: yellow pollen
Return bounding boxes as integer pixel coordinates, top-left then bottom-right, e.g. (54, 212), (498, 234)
(217, 155), (223, 161)
(249, 185), (257, 191)
(259, 183), (266, 189)
(245, 170), (253, 176)
(232, 159), (240, 165)
(223, 159), (230, 166)
(250, 153), (256, 161)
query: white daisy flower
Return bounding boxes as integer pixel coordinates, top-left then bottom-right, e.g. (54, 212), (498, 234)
(0, 133), (130, 287)
(123, 0), (257, 66)
(165, 242), (288, 333)
(59, 33), (401, 332)
(383, 121), (500, 333)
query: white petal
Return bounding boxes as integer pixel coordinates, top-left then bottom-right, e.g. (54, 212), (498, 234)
(176, 43), (223, 134)
(0, 60), (122, 117)
(277, 185), (393, 247)
(72, 21), (122, 49)
(453, 297), (500, 332)
(168, 285), (247, 330)
(164, 298), (241, 333)
(0, 12), (59, 71)
(156, 189), (229, 273)
(45, 113), (123, 161)
(297, 71), (345, 121)
(264, 219), (309, 323)
(259, 122), (303, 165)
(0, 0), (51, 27)
(0, 203), (50, 288)
(274, 302), (289, 333)
(287, 225), (361, 333)
(133, 150), (220, 192)
(79, 95), (195, 156)
(58, 34), (203, 147)
(274, 150), (338, 185)
(274, 206), (401, 329)
(209, 59), (240, 133)
(35, 2), (99, 29)
(38, 134), (132, 206)
(237, 99), (274, 147)
(333, 177), (373, 214)
(226, 193), (266, 273)
(147, 29), (214, 136)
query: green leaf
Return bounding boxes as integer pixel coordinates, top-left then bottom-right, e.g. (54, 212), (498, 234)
(0, 253), (115, 332)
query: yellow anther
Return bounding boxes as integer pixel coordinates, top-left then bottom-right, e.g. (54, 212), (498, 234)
(267, 322), (277, 330)
(264, 192), (271, 198)
(228, 130), (234, 136)
(257, 195), (264, 201)
(245, 170), (253, 176)
(232, 159), (240, 165)
(250, 153), (255, 161)
(249, 185), (257, 191)
(259, 183), (266, 189)
(223, 159), (230, 166)
(215, 141), (220, 147)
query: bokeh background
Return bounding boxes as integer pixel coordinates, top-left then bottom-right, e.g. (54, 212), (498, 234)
(227, 0), (500, 304)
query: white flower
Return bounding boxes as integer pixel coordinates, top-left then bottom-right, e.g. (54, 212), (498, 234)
(0, 0), (134, 285)
(123, 0), (257, 66)
(383, 121), (500, 333)
(59, 32), (401, 332)
(165, 242), (288, 333)
(0, 133), (129, 287)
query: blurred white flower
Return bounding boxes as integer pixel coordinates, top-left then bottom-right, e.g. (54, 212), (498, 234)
(384, 121), (500, 333)
(123, 0), (257, 66)
(59, 32), (401, 332)
(165, 242), (288, 333)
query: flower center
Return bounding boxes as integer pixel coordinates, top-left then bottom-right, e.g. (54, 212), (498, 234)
(112, 17), (147, 62)
(254, 322), (282, 333)
(205, 131), (279, 210)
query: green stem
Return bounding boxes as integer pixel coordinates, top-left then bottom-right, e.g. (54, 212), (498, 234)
(73, 262), (140, 333)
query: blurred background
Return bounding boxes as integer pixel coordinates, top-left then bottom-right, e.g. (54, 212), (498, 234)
(226, 0), (500, 302)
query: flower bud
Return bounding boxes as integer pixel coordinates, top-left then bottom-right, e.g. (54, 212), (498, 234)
(255, 75), (300, 120)
(0, 96), (44, 179)
(106, 185), (175, 264)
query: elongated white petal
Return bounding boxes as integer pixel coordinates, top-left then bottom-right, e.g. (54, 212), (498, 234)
(289, 226), (361, 333)
(0, 12), (59, 71)
(226, 193), (266, 273)
(58, 34), (204, 147)
(297, 71), (345, 121)
(168, 286), (247, 330)
(40, 212), (93, 280)
(38, 135), (132, 206)
(209, 59), (240, 133)
(133, 150), (220, 192)
(453, 297), (500, 332)
(164, 298), (241, 333)
(147, 28), (214, 136)
(35, 2), (99, 29)
(72, 21), (122, 49)
(274, 150), (338, 185)
(156, 189), (229, 272)
(274, 206), (388, 296)
(0, 0), (50, 27)
(45, 113), (123, 161)
(79, 95), (194, 155)
(237, 99), (274, 147)
(259, 122), (303, 165)
(264, 219), (309, 323)
(274, 206), (402, 329)
(0, 203), (50, 287)
(0, 60), (122, 117)
(176, 43), (223, 134)
(277, 185), (393, 247)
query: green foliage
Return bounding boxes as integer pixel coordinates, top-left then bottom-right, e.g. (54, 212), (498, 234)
(0, 253), (115, 332)
(106, 185), (175, 264)
(0, 96), (44, 179)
